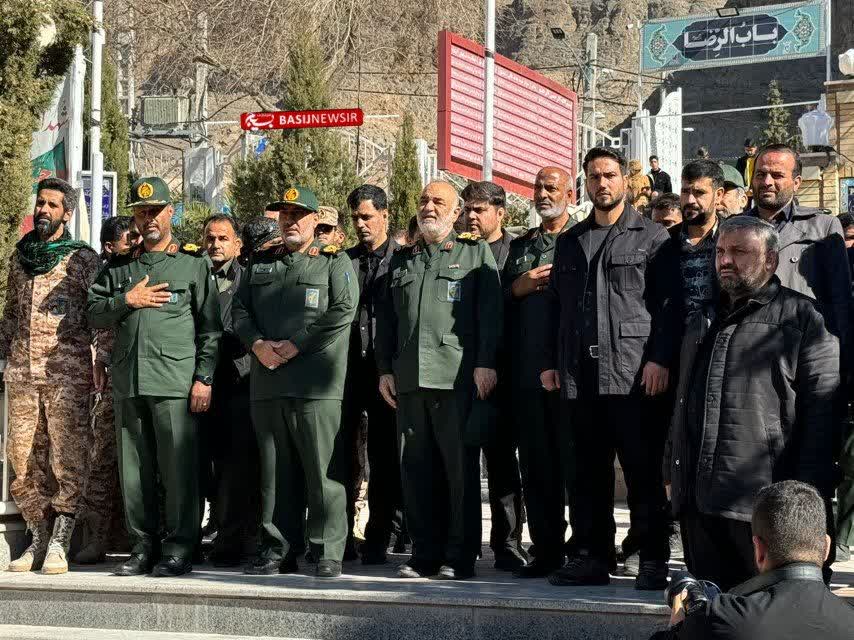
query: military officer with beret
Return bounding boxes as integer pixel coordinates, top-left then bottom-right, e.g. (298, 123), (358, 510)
(232, 186), (358, 579)
(375, 181), (503, 580)
(87, 177), (222, 577)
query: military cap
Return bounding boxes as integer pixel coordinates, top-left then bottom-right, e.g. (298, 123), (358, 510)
(317, 205), (339, 226)
(719, 163), (745, 189)
(128, 177), (171, 208)
(267, 186), (319, 213)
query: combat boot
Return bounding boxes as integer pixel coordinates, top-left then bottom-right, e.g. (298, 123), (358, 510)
(73, 513), (107, 565)
(42, 515), (76, 575)
(7, 521), (49, 572)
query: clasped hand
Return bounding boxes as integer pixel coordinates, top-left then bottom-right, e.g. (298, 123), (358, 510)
(252, 339), (299, 370)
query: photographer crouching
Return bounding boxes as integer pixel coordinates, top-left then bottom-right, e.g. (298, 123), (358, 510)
(654, 481), (854, 640)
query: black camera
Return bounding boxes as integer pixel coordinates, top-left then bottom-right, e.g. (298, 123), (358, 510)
(664, 570), (722, 618)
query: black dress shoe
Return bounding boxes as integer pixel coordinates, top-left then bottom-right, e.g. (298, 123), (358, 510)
(437, 564), (475, 580)
(279, 553), (299, 574)
(548, 555), (610, 586)
(397, 560), (440, 578)
(113, 554), (155, 576)
(316, 559), (342, 578)
(494, 551), (526, 571)
(151, 556), (192, 577)
(360, 547), (388, 565)
(244, 556), (280, 575)
(634, 560), (668, 591)
(513, 558), (563, 578)
(343, 543), (359, 562)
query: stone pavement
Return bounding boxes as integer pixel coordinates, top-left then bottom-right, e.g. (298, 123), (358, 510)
(0, 504), (850, 639)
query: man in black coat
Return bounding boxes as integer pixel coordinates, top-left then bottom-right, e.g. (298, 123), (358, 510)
(542, 147), (681, 590)
(460, 180), (525, 570)
(344, 185), (404, 565)
(648, 155), (672, 198)
(665, 216), (839, 591)
(200, 214), (259, 566)
(656, 481), (854, 640)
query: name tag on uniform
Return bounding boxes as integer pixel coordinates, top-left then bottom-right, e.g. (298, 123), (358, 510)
(447, 281), (462, 302)
(516, 255), (532, 265)
(254, 263), (273, 274)
(305, 288), (320, 309)
(168, 292), (179, 304)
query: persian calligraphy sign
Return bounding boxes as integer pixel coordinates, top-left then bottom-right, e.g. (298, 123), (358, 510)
(641, 1), (827, 72)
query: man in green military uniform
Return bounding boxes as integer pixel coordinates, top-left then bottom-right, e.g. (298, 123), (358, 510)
(504, 166), (577, 578)
(87, 177), (222, 577)
(232, 186), (358, 579)
(375, 181), (502, 580)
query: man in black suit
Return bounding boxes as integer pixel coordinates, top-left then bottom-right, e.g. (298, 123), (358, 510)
(657, 481), (854, 640)
(200, 214), (259, 566)
(344, 185), (405, 564)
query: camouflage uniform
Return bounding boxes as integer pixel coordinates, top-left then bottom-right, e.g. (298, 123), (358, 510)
(0, 248), (99, 523)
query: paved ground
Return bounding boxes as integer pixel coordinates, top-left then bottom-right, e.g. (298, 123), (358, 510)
(1, 504), (850, 605)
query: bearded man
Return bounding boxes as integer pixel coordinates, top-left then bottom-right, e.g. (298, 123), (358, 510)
(665, 216), (839, 591)
(375, 181), (502, 580)
(2, 178), (100, 574)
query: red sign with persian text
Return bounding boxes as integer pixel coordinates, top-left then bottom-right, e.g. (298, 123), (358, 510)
(240, 108), (364, 131)
(438, 31), (577, 199)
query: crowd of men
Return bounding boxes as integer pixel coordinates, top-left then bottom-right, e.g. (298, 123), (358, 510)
(2, 141), (852, 596)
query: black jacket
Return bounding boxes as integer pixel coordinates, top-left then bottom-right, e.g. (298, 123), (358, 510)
(665, 277), (839, 521)
(649, 169), (672, 194)
(745, 202), (850, 347)
(662, 563), (854, 640)
(216, 260), (250, 386)
(543, 205), (680, 398)
(346, 238), (399, 361)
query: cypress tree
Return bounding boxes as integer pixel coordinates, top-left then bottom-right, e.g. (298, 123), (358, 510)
(761, 80), (798, 147)
(388, 113), (421, 232)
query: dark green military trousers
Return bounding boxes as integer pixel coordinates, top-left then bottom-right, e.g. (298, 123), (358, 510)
(251, 397), (347, 562)
(115, 396), (199, 560)
(513, 389), (574, 563)
(397, 389), (481, 567)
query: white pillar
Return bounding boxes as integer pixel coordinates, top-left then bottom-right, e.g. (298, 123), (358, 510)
(89, 0), (104, 252)
(482, 0), (496, 181)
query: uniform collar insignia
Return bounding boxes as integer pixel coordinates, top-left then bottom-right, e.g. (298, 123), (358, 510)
(308, 246), (319, 257)
(412, 244), (421, 254)
(442, 241), (454, 251)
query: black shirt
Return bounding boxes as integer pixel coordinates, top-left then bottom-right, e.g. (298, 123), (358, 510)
(353, 239), (391, 356)
(581, 223), (613, 352)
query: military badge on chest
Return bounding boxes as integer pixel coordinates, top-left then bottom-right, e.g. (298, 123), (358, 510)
(305, 288), (320, 309)
(446, 281), (462, 302)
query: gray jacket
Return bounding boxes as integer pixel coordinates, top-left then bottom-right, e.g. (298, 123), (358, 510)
(746, 202), (850, 347)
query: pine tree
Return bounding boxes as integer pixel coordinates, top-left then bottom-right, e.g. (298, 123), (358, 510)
(231, 37), (358, 222)
(388, 113), (421, 232)
(761, 79), (797, 147)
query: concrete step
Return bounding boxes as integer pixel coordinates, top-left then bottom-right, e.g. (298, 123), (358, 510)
(0, 626), (315, 640)
(0, 561), (670, 640)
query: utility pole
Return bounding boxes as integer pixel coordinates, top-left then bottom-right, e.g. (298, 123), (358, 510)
(584, 33), (598, 152)
(90, 0), (105, 253)
(117, 5), (137, 174)
(482, 0), (496, 181)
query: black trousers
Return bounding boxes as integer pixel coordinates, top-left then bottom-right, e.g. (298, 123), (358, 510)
(681, 511), (755, 592)
(567, 390), (669, 564)
(483, 395), (524, 557)
(199, 381), (260, 557)
(342, 356), (404, 553)
(514, 389), (572, 562)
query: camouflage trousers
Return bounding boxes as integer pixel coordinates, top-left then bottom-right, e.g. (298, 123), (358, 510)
(6, 382), (92, 523)
(81, 382), (124, 523)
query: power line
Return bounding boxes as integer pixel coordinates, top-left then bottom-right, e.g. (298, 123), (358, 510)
(339, 88), (437, 98)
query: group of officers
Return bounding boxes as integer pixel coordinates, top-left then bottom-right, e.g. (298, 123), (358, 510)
(3, 142), (851, 591)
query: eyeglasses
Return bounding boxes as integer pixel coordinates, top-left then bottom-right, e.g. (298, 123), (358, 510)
(316, 224), (335, 234)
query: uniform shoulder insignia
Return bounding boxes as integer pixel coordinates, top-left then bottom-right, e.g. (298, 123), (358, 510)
(321, 244), (340, 255)
(180, 243), (202, 256)
(457, 232), (481, 243)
